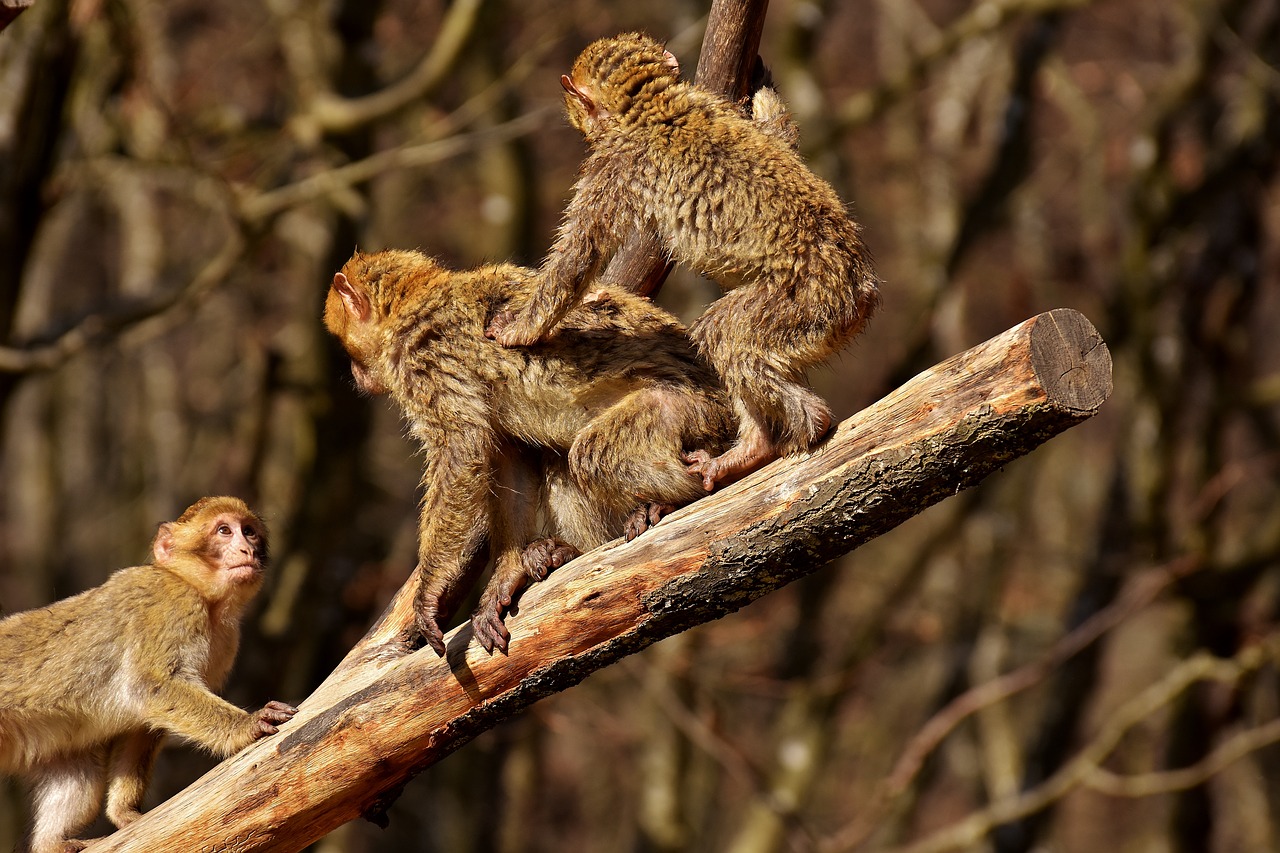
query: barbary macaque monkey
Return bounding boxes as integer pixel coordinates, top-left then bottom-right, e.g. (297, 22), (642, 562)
(487, 32), (881, 490)
(325, 249), (733, 655)
(0, 497), (297, 853)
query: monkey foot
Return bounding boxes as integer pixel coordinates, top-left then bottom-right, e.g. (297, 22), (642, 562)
(484, 309), (542, 347)
(472, 579), (516, 656)
(521, 537), (580, 580)
(472, 539), (580, 655)
(624, 502), (677, 541)
(684, 443), (780, 491)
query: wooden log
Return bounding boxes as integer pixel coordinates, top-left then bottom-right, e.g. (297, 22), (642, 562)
(86, 308), (1111, 852)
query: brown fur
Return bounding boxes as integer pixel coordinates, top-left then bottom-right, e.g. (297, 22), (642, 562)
(488, 32), (880, 488)
(325, 249), (733, 655)
(0, 497), (297, 853)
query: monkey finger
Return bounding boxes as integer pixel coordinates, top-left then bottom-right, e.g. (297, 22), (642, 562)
(682, 451), (718, 492)
(624, 502), (677, 541)
(472, 611), (510, 656)
(258, 701), (299, 724)
(550, 542), (579, 567)
(417, 614), (447, 656)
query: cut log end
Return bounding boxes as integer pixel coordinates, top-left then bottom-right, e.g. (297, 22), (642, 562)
(1029, 308), (1113, 413)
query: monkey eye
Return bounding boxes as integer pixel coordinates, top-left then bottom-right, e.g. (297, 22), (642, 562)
(243, 526), (258, 540)
(217, 523), (233, 536)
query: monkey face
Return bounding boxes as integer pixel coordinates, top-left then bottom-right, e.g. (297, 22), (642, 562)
(325, 270), (390, 396)
(204, 513), (267, 585)
(347, 357), (389, 396)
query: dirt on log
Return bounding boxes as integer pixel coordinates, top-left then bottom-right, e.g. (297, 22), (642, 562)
(87, 308), (1112, 853)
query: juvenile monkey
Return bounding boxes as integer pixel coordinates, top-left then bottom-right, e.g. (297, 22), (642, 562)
(0, 497), (297, 853)
(325, 249), (733, 655)
(487, 32), (880, 490)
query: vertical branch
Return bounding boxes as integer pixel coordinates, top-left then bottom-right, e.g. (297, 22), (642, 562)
(599, 0), (771, 297)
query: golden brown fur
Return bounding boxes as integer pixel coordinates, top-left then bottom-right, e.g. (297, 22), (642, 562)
(325, 249), (733, 655)
(0, 497), (297, 853)
(488, 32), (880, 489)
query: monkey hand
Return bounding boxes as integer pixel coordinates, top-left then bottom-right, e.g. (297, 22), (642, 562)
(484, 308), (543, 347)
(415, 587), (449, 656)
(252, 700), (299, 738)
(624, 502), (677, 541)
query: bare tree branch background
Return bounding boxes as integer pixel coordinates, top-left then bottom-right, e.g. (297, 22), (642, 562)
(2, 0), (1279, 850)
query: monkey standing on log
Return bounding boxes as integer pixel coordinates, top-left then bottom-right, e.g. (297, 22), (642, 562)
(0, 496), (297, 853)
(325, 249), (734, 656)
(487, 32), (880, 490)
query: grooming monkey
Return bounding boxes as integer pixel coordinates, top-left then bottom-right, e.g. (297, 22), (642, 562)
(0, 497), (297, 853)
(324, 249), (733, 655)
(488, 32), (880, 490)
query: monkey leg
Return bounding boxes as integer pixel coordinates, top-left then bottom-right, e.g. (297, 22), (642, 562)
(415, 522), (488, 657)
(567, 388), (709, 525)
(688, 287), (838, 489)
(24, 751), (107, 853)
(103, 730), (161, 828)
(471, 446), (547, 655)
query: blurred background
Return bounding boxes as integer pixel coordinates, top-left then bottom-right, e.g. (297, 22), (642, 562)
(1, 0), (1279, 850)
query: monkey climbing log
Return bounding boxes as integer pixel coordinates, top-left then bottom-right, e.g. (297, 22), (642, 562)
(84, 308), (1112, 853)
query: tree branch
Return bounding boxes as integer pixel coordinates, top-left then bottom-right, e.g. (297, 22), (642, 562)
(874, 638), (1278, 853)
(826, 557), (1200, 851)
(83, 308), (1111, 852)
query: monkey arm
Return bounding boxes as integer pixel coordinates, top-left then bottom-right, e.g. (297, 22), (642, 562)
(488, 156), (619, 346)
(411, 421), (497, 655)
(136, 676), (264, 757)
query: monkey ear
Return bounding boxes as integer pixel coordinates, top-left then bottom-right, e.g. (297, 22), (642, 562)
(662, 49), (680, 77)
(152, 523), (175, 564)
(333, 272), (371, 322)
(561, 75), (597, 116)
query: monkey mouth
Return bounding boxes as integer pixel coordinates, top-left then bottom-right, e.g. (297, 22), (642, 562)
(227, 563), (263, 582)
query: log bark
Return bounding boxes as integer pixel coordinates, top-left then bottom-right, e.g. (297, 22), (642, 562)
(86, 308), (1111, 852)
(599, 0), (769, 297)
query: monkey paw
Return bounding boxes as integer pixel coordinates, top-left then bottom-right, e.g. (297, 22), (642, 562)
(685, 437), (783, 491)
(415, 588), (450, 655)
(521, 537), (580, 580)
(484, 309), (541, 347)
(253, 700), (299, 738)
(624, 502), (677, 541)
(471, 579), (517, 656)
(682, 449), (721, 492)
